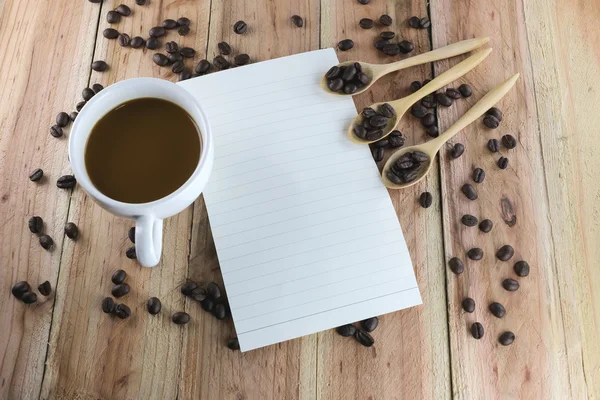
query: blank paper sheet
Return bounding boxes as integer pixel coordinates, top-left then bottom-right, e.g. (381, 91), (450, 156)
(179, 49), (422, 351)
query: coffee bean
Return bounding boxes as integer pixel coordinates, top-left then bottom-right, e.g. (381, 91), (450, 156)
(366, 130), (383, 141)
(374, 39), (389, 50)
(502, 134), (517, 149)
(147, 297), (161, 314)
(77, 102), (86, 112)
(410, 81), (422, 92)
(227, 337), (240, 350)
(115, 4), (131, 16)
(398, 40), (414, 54)
(162, 19), (177, 30)
(336, 324), (356, 337)
(12, 281), (30, 299)
(171, 311), (190, 325)
(103, 28), (119, 39)
(411, 104), (428, 118)
(325, 66), (340, 81)
(172, 60), (184, 73)
(374, 139), (389, 148)
(361, 317), (379, 332)
(213, 55), (230, 70)
(207, 282), (221, 300)
(56, 112), (70, 128)
(328, 78), (343, 92)
(471, 322), (484, 339)
(451, 143), (465, 158)
(39, 234), (54, 250)
(112, 283), (130, 298)
(496, 245), (514, 261)
(338, 39), (354, 51)
(164, 41), (178, 54)
(419, 192), (433, 208)
(354, 328), (375, 347)
(91, 60), (108, 71)
(114, 303), (131, 319)
(499, 331), (515, 346)
(195, 59), (211, 75)
(213, 303), (227, 320)
(217, 42), (231, 55)
(421, 113), (435, 127)
(487, 138), (500, 153)
(149, 26), (166, 38)
(359, 18), (374, 29)
(92, 83), (104, 93)
(234, 53), (250, 66)
(502, 278), (520, 291)
(426, 126), (439, 137)
(379, 103), (395, 118)
(341, 65), (357, 82)
(370, 115), (388, 128)
(38, 281), (51, 296)
(28, 216), (43, 234)
(57, 175), (76, 189)
(498, 156), (509, 169)
(64, 222), (79, 240)
(380, 31), (395, 40)
(22, 291), (38, 304)
(462, 298), (475, 313)
(412, 151), (429, 162)
(69, 111), (78, 121)
(29, 168), (44, 182)
(514, 261), (530, 277)
(461, 214), (478, 227)
(472, 168), (485, 183)
(486, 107), (503, 121)
(201, 298), (214, 312)
(436, 93), (453, 107)
(88, 0), (102, 3)
(102, 297), (115, 313)
(118, 33), (131, 47)
(179, 69), (192, 81)
(489, 302), (506, 318)
(446, 88), (462, 99)
(125, 246), (136, 259)
(388, 130), (405, 148)
(152, 53), (169, 66)
(483, 115), (500, 129)
(408, 16), (421, 28)
(181, 281), (198, 296)
(82, 88), (95, 101)
(458, 84), (472, 97)
(353, 125), (367, 139)
(146, 37), (159, 49)
(135, 0), (146, 4)
(382, 43), (400, 56)
(478, 219), (493, 233)
(130, 36), (145, 48)
(128, 227), (135, 243)
(167, 52), (183, 63)
(448, 257), (464, 275)
(50, 125), (63, 138)
(177, 25), (190, 35)
(177, 17), (191, 26)
(190, 287), (206, 302)
(371, 147), (384, 162)
(291, 15), (304, 28)
(421, 95), (437, 108)
(233, 20), (247, 34)
(111, 269), (126, 285)
(467, 248), (483, 261)
(106, 10), (121, 23)
(419, 17), (431, 28)
(379, 14), (392, 26)
(461, 183), (477, 200)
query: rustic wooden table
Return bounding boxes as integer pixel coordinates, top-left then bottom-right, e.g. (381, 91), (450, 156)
(1, 0), (599, 398)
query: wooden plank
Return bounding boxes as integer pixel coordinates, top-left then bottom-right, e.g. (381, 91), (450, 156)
(431, 0), (600, 397)
(317, 1), (451, 399)
(178, 1), (321, 399)
(39, 1), (211, 399)
(0, 0), (101, 398)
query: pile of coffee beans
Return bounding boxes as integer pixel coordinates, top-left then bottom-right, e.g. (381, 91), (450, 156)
(11, 280), (52, 304)
(386, 151), (430, 185)
(353, 103), (395, 140)
(181, 280), (230, 321)
(336, 316), (379, 347)
(369, 130), (405, 162)
(101, 269), (132, 319)
(408, 16), (431, 29)
(325, 62), (371, 94)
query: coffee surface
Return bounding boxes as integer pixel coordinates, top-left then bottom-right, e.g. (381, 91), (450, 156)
(85, 98), (200, 203)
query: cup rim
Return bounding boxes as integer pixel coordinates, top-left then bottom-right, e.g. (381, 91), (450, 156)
(68, 77), (212, 211)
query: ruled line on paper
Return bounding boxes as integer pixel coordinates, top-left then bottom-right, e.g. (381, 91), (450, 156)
(206, 89), (325, 116)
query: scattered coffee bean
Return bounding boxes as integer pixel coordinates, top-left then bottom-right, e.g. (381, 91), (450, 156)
(114, 303), (131, 319)
(135, 0), (146, 4)
(487, 138), (500, 153)
(502, 134), (517, 149)
(190, 287), (206, 302)
(152, 53), (169, 66)
(102, 297), (115, 313)
(359, 18), (374, 29)
(146, 37), (159, 49)
(201, 298), (214, 312)
(130, 36), (145, 48)
(291, 15), (304, 28)
(195, 59), (211, 75)
(498, 156), (509, 169)
(162, 19), (177, 30)
(514, 261), (530, 277)
(149, 26), (166, 38)
(29, 216), (43, 234)
(371, 147), (384, 162)
(461, 214), (478, 227)
(88, 0), (102, 3)
(165, 41), (178, 53)
(177, 17), (191, 26)
(167, 52), (183, 63)
(38, 281), (51, 296)
(410, 81), (422, 92)
(92, 83), (104, 93)
(337, 324), (357, 337)
(458, 84), (472, 97)
(398, 40), (414, 54)
(408, 16), (421, 28)
(29, 169), (43, 182)
(234, 54), (250, 66)
(499, 331), (515, 346)
(103, 28), (119, 39)
(496, 245), (514, 261)
(462, 298), (475, 313)
(448, 257), (464, 275)
(411, 104), (428, 118)
(483, 115), (500, 129)
(64, 222), (79, 240)
(172, 60), (184, 74)
(380, 31), (395, 40)
(147, 297), (161, 314)
(213, 303), (227, 320)
(39, 234), (54, 250)
(115, 4), (131, 16)
(478, 219), (493, 233)
(472, 168), (485, 183)
(217, 41), (231, 55)
(107, 10), (121, 23)
(178, 25), (190, 35)
(112, 283), (130, 298)
(357, 0), (370, 3)
(181, 281), (198, 296)
(213, 55), (230, 70)
(426, 126), (439, 137)
(419, 192), (433, 208)
(207, 282), (221, 300)
(374, 39), (389, 50)
(502, 278), (519, 292)
(388, 130), (405, 148)
(489, 302), (506, 318)
(418, 17), (431, 28)
(227, 337), (240, 350)
(22, 292), (38, 304)
(461, 183), (478, 200)
(233, 20), (247, 34)
(379, 14), (392, 26)
(118, 33), (131, 47)
(338, 39), (354, 51)
(50, 125), (63, 138)
(354, 328), (374, 347)
(421, 113), (435, 127)
(421, 95), (437, 108)
(12, 281), (30, 299)
(128, 227), (135, 243)
(446, 88), (462, 99)
(83, 87), (96, 101)
(56, 112), (70, 127)
(382, 43), (400, 56)
(436, 93), (453, 107)
(126, 246), (136, 259)
(487, 107), (503, 121)
(91, 60), (108, 71)
(111, 269), (127, 285)
(467, 248), (483, 261)
(451, 143), (465, 158)
(57, 175), (76, 189)
(172, 312), (190, 325)
(471, 322), (484, 339)
(179, 68), (192, 81)
(69, 111), (78, 121)
(76, 102), (86, 112)
(361, 317), (379, 332)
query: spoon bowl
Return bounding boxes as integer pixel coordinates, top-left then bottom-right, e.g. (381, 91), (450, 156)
(320, 61), (382, 96)
(381, 144), (434, 189)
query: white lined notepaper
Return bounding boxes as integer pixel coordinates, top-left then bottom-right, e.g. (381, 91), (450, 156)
(179, 49), (421, 351)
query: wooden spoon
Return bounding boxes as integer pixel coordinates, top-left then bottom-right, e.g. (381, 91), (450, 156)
(348, 48), (492, 144)
(321, 37), (489, 96)
(381, 73), (521, 189)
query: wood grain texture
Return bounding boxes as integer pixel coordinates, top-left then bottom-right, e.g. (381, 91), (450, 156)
(318, 1), (450, 399)
(0, 0), (100, 398)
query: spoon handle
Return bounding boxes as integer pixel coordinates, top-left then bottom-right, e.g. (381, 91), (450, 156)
(378, 37), (490, 76)
(429, 73), (521, 152)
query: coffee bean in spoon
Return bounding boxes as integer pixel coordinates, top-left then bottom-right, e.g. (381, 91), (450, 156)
(467, 248), (483, 261)
(419, 192), (433, 208)
(471, 322), (484, 339)
(22, 291), (38, 304)
(291, 15), (304, 27)
(39, 234), (54, 250)
(499, 331), (515, 346)
(461, 184), (478, 200)
(496, 245), (514, 261)
(12, 281), (30, 299)
(338, 39), (354, 51)
(343, 83), (358, 94)
(149, 26), (166, 38)
(354, 328), (375, 347)
(64, 222), (79, 240)
(29, 216), (43, 234)
(115, 4), (131, 16)
(379, 103), (395, 118)
(56, 112), (70, 127)
(233, 20), (247, 34)
(448, 257), (464, 275)
(162, 19), (177, 29)
(38, 281), (52, 296)
(388, 130), (405, 148)
(111, 269), (126, 285)
(514, 261), (530, 277)
(502, 278), (520, 291)
(366, 130), (383, 141)
(50, 125), (63, 138)
(146, 37), (159, 50)
(29, 168), (43, 182)
(379, 14), (392, 26)
(451, 143), (465, 158)
(462, 298), (475, 313)
(489, 302), (506, 318)
(479, 219), (493, 233)
(218, 41), (231, 55)
(112, 283), (130, 298)
(359, 18), (374, 29)
(130, 36), (145, 48)
(91, 60), (108, 72)
(461, 214), (478, 227)
(172, 311), (190, 325)
(125, 246), (136, 259)
(147, 297), (161, 314)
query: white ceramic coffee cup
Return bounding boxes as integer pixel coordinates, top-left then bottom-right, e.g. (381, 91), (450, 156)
(69, 78), (214, 267)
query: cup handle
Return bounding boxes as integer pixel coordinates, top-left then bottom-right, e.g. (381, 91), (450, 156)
(135, 215), (163, 267)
